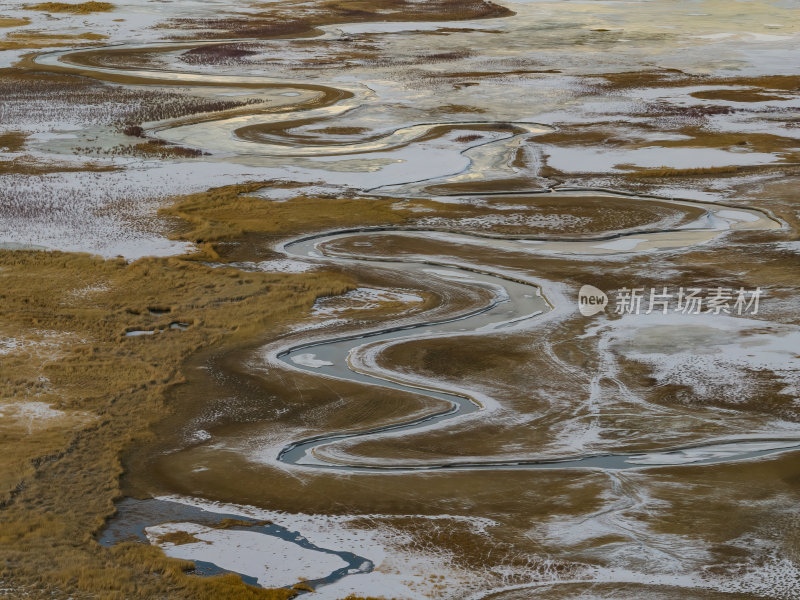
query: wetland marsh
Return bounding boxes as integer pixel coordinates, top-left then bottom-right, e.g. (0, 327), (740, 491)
(1, 0), (799, 598)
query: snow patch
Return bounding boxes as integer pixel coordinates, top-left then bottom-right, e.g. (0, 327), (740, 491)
(146, 522), (348, 588)
(291, 353), (334, 368)
(312, 287), (424, 317)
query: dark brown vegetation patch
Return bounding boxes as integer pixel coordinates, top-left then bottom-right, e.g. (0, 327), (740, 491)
(180, 43), (261, 66)
(168, 0), (513, 40)
(0, 68), (266, 132)
(594, 70), (800, 96)
(690, 88), (791, 103)
(454, 134), (483, 143)
(306, 126), (371, 135)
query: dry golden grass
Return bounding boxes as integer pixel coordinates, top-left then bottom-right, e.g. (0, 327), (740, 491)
(591, 68), (690, 89)
(654, 128), (799, 156)
(80, 140), (208, 160)
(1, 185), (500, 596)
(160, 183), (408, 255)
(535, 124), (798, 159)
(434, 103), (487, 114)
(533, 126), (648, 147)
(689, 88), (789, 102)
(0, 246), (354, 597)
(424, 176), (544, 195)
(704, 74), (800, 93)
(1, 186), (539, 597)
(160, 184), (706, 263)
(132, 141), (205, 158)
(1, 178), (781, 598)
(0, 30), (107, 50)
(7, 31), (107, 41)
(0, 157), (117, 175)
(213, 518), (272, 529)
(0, 131), (27, 152)
(154, 530), (205, 546)
(621, 165), (744, 178)
(306, 126), (371, 135)
(593, 70), (800, 96)
(25, 1), (114, 13)
(0, 16), (30, 26)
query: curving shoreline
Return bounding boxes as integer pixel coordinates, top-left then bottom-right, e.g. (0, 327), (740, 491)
(23, 33), (800, 598)
(271, 224), (800, 473)
(31, 40), (795, 474)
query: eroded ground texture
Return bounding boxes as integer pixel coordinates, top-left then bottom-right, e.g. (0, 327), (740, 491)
(1, 0), (799, 598)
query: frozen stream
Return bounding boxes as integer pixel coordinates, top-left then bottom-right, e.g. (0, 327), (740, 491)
(39, 37), (799, 594)
(34, 41), (790, 473)
(275, 222), (800, 473)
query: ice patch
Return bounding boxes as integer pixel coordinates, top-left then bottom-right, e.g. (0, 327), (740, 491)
(125, 330), (156, 337)
(627, 440), (800, 465)
(251, 259), (318, 273)
(584, 313), (800, 402)
(155, 495), (501, 600)
(423, 268), (476, 280)
(773, 241), (800, 253)
(415, 213), (589, 230)
(291, 353), (334, 368)
(190, 429), (212, 443)
(592, 237), (647, 251)
(146, 522), (348, 588)
(717, 209), (760, 223)
(543, 145), (779, 173)
(0, 401), (65, 421)
(312, 287), (424, 317)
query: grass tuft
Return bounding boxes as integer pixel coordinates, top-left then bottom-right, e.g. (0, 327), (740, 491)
(0, 131), (27, 152)
(25, 1), (114, 13)
(0, 17), (31, 26)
